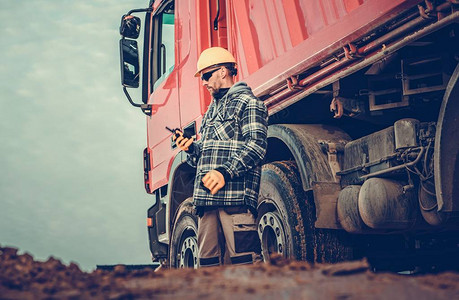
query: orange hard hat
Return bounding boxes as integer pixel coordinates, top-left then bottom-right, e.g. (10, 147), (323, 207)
(195, 47), (236, 77)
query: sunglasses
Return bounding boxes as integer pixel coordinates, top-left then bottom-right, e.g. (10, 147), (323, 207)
(200, 67), (221, 81)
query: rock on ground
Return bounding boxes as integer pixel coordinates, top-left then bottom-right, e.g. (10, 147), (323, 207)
(1, 246), (458, 299)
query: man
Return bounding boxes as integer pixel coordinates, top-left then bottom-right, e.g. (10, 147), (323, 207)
(174, 47), (268, 267)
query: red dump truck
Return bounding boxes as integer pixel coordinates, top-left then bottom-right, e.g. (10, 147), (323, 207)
(119, 0), (459, 270)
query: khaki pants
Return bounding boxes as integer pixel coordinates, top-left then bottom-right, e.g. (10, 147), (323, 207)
(198, 207), (261, 267)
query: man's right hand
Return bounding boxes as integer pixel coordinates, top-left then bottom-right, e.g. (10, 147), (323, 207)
(173, 130), (194, 152)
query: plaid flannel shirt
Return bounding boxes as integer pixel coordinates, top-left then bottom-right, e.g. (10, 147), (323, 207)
(187, 82), (268, 210)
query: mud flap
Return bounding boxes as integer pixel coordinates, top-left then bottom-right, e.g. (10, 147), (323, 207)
(312, 182), (342, 229)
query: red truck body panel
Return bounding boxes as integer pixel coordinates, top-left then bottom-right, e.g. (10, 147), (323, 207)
(146, 0), (423, 193)
(232, 0), (421, 92)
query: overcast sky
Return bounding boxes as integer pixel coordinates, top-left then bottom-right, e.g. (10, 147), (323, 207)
(0, 0), (153, 271)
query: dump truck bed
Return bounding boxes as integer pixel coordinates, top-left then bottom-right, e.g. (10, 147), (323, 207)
(228, 0), (423, 104)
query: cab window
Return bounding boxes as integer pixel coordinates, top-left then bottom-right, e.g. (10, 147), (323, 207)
(151, 1), (175, 91)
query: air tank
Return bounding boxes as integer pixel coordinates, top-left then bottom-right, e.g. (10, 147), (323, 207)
(337, 185), (368, 233)
(358, 178), (417, 229)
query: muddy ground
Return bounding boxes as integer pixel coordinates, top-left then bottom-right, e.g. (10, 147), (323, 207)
(1, 246), (458, 300)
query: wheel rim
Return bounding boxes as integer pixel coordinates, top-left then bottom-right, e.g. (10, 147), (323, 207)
(179, 234), (198, 268)
(258, 211), (288, 260)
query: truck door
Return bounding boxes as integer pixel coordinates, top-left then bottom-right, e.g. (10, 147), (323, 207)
(147, 0), (179, 191)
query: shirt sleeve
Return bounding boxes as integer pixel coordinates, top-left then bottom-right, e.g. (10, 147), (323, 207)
(219, 96), (268, 178)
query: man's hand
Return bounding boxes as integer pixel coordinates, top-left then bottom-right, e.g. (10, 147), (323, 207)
(202, 170), (225, 195)
(173, 130), (194, 151)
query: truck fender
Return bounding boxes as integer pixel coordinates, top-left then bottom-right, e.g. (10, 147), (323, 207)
(434, 62), (459, 212)
(267, 124), (351, 191)
(268, 124), (351, 229)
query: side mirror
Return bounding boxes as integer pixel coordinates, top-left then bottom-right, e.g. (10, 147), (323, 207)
(120, 39), (140, 88)
(120, 15), (141, 39)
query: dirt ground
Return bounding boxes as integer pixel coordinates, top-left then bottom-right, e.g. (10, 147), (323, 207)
(1, 246), (458, 300)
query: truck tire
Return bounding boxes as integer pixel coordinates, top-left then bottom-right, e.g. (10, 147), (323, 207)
(169, 197), (199, 268)
(258, 161), (352, 263)
(258, 161), (308, 261)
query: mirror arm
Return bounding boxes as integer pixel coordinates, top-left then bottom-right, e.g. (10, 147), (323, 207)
(123, 87), (152, 116)
(126, 7), (153, 16)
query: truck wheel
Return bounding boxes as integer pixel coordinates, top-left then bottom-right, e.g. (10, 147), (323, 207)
(169, 198), (199, 268)
(258, 161), (352, 263)
(258, 161), (308, 261)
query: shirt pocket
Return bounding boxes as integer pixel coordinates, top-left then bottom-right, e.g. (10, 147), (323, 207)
(213, 111), (238, 140)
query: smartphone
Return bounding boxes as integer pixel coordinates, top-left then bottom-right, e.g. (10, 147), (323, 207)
(165, 126), (192, 139)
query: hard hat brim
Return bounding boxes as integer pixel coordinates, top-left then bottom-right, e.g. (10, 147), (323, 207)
(194, 63), (237, 78)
